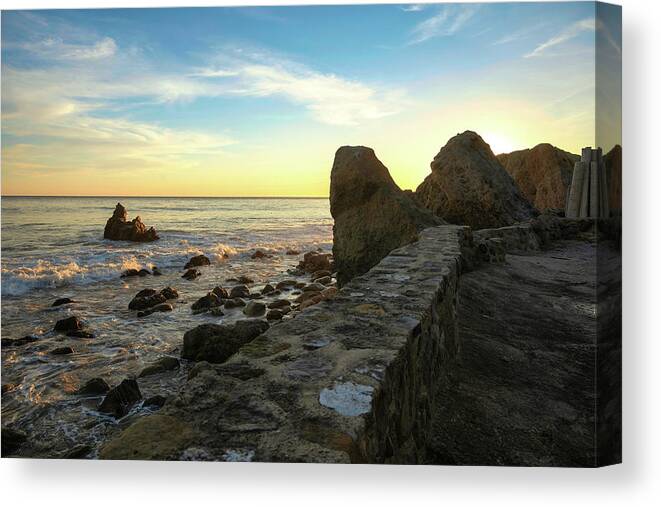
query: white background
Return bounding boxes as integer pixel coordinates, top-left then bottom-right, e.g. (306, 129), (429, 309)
(1, 0), (659, 505)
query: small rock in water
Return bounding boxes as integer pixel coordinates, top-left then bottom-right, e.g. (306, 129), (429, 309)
(285, 249), (300, 256)
(66, 330), (95, 339)
(161, 287), (179, 300)
(51, 346), (75, 355)
(311, 270), (332, 281)
(77, 377), (110, 396)
(52, 297), (75, 307)
(137, 303), (173, 317)
(267, 299), (291, 309)
(212, 286), (229, 299)
(1, 335), (39, 347)
(303, 282), (325, 293)
(315, 276), (333, 286)
(237, 275), (255, 284)
(191, 292), (223, 313)
(223, 297), (246, 309)
(137, 268), (151, 277)
(266, 309), (284, 321)
(229, 284), (250, 298)
(210, 307), (225, 317)
(261, 283), (275, 295)
(54, 316), (83, 333)
(121, 268), (141, 278)
(138, 357), (180, 378)
(298, 251), (332, 273)
(129, 287), (177, 311)
(243, 301), (266, 317)
(275, 280), (297, 291)
(184, 254), (210, 269)
(182, 268), (201, 280)
(251, 250), (270, 259)
(98, 378), (142, 418)
(104, 203), (158, 242)
(152, 266), (163, 276)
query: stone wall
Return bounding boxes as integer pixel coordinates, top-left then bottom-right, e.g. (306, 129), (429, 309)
(100, 216), (605, 464)
(100, 225), (474, 462)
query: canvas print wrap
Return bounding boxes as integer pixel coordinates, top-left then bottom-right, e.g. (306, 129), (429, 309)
(0, 2), (622, 466)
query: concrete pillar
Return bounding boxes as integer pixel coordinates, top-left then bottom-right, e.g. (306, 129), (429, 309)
(581, 147), (593, 163)
(579, 159), (591, 218)
(600, 161), (610, 218)
(566, 161), (586, 218)
(590, 161), (600, 218)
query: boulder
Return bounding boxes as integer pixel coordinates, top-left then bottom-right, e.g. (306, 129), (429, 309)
(229, 285), (250, 299)
(275, 280), (297, 291)
(416, 131), (535, 229)
(182, 320), (270, 363)
(104, 203), (158, 242)
(144, 395), (167, 409)
(266, 309), (284, 321)
(139, 357), (180, 378)
(184, 255), (210, 269)
(331, 146), (442, 285)
(261, 283), (275, 295)
(77, 377), (110, 396)
(243, 301), (266, 317)
(121, 268), (140, 278)
(237, 275), (255, 284)
(267, 299), (291, 310)
(497, 143), (578, 210)
(98, 378), (142, 418)
(66, 330), (94, 338)
(251, 250), (271, 259)
(54, 316), (83, 333)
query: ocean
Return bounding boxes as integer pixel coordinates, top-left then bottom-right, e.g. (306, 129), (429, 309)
(1, 196), (332, 457)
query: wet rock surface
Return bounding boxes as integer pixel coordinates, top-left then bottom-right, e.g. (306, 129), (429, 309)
(182, 319), (270, 363)
(104, 203), (158, 242)
(184, 255), (211, 269)
(98, 378), (142, 419)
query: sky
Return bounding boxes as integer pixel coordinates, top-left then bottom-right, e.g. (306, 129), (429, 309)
(1, 2), (621, 197)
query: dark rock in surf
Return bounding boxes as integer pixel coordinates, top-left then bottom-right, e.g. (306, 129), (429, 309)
(223, 298), (246, 309)
(98, 378), (142, 418)
(54, 316), (83, 333)
(52, 297), (75, 307)
(66, 330), (95, 339)
(182, 269), (201, 280)
(243, 301), (266, 317)
(212, 286), (229, 299)
(104, 203), (159, 242)
(229, 285), (250, 299)
(137, 303), (173, 317)
(51, 346), (75, 355)
(77, 377), (110, 396)
(184, 255), (210, 269)
(297, 251), (333, 273)
(191, 293), (223, 313)
(1, 335), (39, 347)
(129, 287), (179, 311)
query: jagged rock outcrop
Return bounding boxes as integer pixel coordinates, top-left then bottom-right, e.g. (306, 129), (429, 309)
(497, 143), (578, 210)
(416, 131), (535, 229)
(104, 203), (159, 242)
(330, 146), (442, 286)
(604, 144), (622, 211)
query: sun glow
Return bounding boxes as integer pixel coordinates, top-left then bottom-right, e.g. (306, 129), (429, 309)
(482, 132), (520, 156)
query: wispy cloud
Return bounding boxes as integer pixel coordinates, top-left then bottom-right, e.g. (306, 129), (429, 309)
(492, 23), (546, 46)
(524, 18), (595, 58)
(408, 4), (479, 45)
(400, 4), (425, 12)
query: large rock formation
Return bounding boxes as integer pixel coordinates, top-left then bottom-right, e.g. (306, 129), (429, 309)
(104, 203), (159, 242)
(497, 143), (578, 210)
(604, 144), (622, 212)
(330, 146), (442, 286)
(416, 131), (535, 229)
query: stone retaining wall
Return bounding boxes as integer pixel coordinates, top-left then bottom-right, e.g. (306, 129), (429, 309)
(101, 217), (597, 463)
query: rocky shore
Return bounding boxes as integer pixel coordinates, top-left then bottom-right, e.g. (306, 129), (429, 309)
(1, 131), (621, 465)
